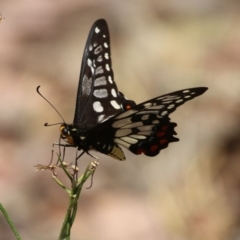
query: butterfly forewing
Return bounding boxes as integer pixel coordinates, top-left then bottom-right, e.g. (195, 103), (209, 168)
(73, 19), (126, 128)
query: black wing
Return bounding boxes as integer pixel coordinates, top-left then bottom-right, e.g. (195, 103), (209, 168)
(73, 19), (130, 128)
(92, 87), (207, 159)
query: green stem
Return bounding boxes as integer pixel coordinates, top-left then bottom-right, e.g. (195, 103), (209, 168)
(58, 195), (74, 240)
(58, 162), (95, 240)
(57, 154), (73, 181)
(0, 203), (22, 240)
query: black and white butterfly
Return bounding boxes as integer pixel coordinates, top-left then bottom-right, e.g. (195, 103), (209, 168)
(57, 19), (207, 161)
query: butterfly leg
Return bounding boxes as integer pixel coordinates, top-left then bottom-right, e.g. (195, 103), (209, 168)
(35, 142), (72, 175)
(51, 142), (73, 166)
(76, 150), (85, 160)
(86, 151), (99, 160)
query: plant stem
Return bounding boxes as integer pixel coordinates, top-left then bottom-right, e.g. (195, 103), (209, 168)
(58, 161), (96, 240)
(0, 203), (22, 240)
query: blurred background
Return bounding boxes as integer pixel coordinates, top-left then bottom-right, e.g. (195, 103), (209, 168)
(0, 0), (240, 239)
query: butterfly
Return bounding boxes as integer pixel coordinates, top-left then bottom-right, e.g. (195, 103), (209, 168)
(57, 19), (207, 161)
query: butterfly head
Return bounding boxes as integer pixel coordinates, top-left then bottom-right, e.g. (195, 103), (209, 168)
(59, 123), (89, 149)
(60, 124), (75, 145)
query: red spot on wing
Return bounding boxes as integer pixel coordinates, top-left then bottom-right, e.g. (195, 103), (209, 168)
(129, 121), (178, 157)
(161, 125), (168, 131)
(136, 148), (146, 155)
(126, 105), (131, 110)
(150, 145), (158, 152)
(157, 131), (165, 137)
(159, 139), (168, 145)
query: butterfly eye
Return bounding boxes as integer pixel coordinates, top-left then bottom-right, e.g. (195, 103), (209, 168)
(64, 128), (69, 135)
(60, 127), (69, 138)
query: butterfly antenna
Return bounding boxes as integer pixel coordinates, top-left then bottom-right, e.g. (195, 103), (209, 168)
(36, 86), (65, 125)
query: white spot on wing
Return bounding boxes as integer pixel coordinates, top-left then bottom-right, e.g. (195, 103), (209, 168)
(110, 100), (121, 109)
(167, 104), (175, 109)
(141, 115), (149, 121)
(96, 66), (104, 75)
(111, 88), (117, 97)
(89, 45), (93, 51)
(82, 75), (92, 96)
(176, 99), (183, 103)
(157, 95), (179, 101)
(104, 42), (108, 48)
(115, 129), (132, 137)
(183, 90), (190, 93)
(112, 118), (132, 128)
(144, 103), (152, 107)
(108, 76), (113, 84)
(97, 55), (103, 62)
(122, 122), (143, 129)
(161, 111), (168, 116)
(87, 58), (94, 74)
(115, 109), (137, 119)
(136, 111), (159, 115)
(93, 89), (108, 98)
(94, 45), (102, 54)
(114, 138), (130, 149)
(162, 100), (172, 104)
(95, 27), (100, 33)
(94, 77), (107, 86)
(121, 136), (138, 144)
(104, 53), (109, 59)
(93, 101), (104, 112)
(148, 105), (165, 110)
(106, 64), (110, 71)
(152, 120), (159, 124)
(129, 134), (146, 140)
(138, 125), (154, 131)
(98, 114), (105, 122)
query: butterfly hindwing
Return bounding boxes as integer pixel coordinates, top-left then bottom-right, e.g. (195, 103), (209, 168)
(122, 118), (178, 156)
(93, 87), (207, 158)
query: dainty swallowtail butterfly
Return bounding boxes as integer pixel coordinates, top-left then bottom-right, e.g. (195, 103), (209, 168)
(57, 19), (207, 161)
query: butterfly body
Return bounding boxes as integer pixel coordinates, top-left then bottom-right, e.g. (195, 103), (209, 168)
(58, 19), (207, 161)
(60, 121), (126, 160)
